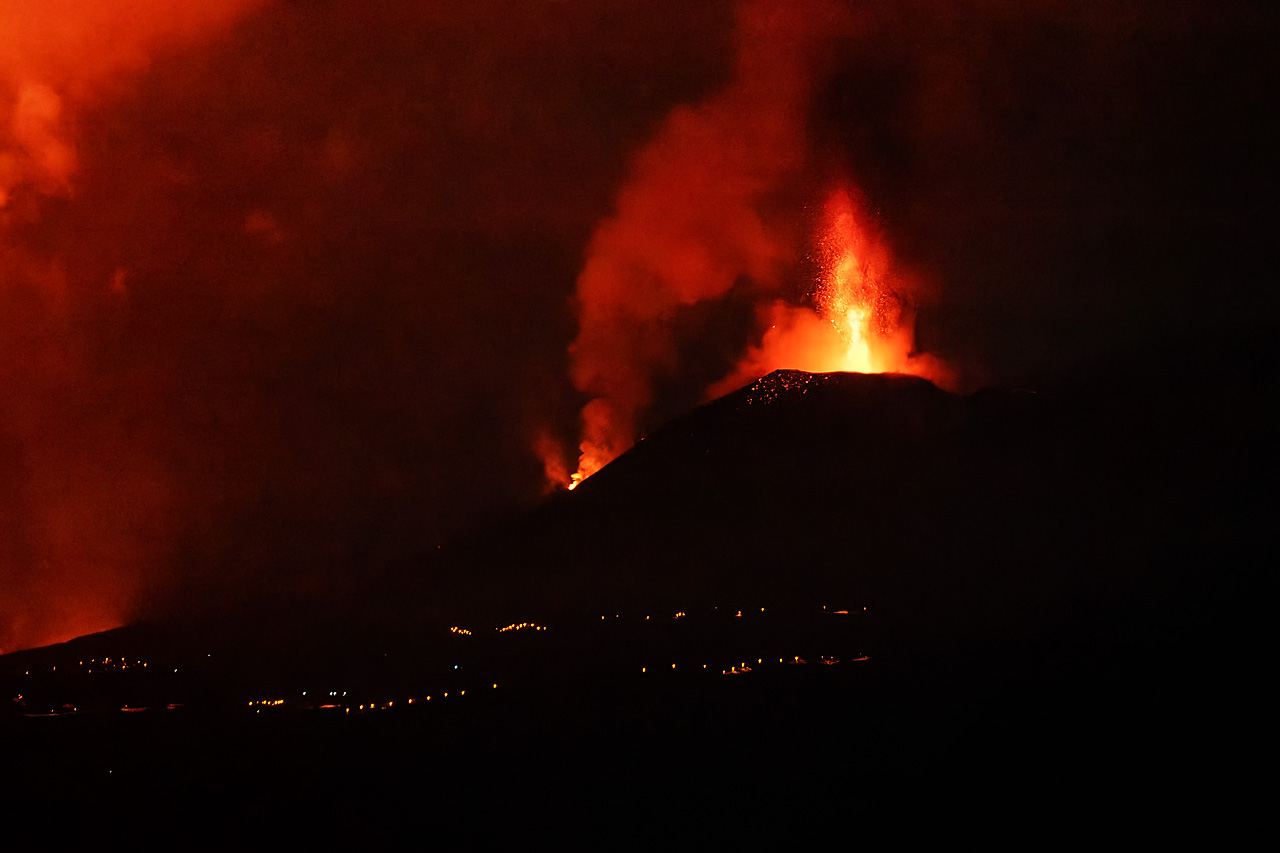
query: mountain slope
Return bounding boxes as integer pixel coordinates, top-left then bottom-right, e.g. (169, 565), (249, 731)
(445, 336), (1271, 668)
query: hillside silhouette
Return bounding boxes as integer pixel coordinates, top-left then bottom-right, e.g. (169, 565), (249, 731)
(2, 327), (1271, 841)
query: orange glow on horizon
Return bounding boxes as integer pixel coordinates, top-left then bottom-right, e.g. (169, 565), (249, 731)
(0, 0), (266, 659)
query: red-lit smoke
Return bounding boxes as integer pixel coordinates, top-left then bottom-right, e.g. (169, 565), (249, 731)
(1, 0), (263, 202)
(565, 0), (854, 487)
(1, 0), (734, 653)
(707, 187), (953, 399)
(0, 1), (262, 651)
(561, 0), (953, 489)
(2, 0), (1267, 650)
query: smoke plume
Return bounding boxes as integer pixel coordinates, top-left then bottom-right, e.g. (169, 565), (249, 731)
(1, 0), (1272, 651)
(0, 0), (736, 652)
(0, 1), (265, 650)
(1, 0), (263, 202)
(566, 0), (856, 485)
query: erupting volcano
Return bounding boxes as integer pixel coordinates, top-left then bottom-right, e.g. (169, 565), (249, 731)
(544, 2), (954, 494)
(705, 186), (950, 401)
(0, 0), (1271, 840)
(562, 184), (949, 492)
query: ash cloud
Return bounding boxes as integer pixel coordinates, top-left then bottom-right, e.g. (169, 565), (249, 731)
(567, 0), (853, 482)
(1, 0), (268, 650)
(1, 0), (735, 650)
(2, 0), (1274, 651)
(0, 0), (266, 202)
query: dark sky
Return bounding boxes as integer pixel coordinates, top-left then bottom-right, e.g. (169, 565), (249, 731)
(1, 0), (1275, 651)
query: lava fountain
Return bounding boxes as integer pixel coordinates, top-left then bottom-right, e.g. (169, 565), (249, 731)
(558, 186), (949, 492)
(552, 0), (947, 493)
(706, 186), (943, 399)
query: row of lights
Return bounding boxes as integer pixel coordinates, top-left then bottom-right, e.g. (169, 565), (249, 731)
(339, 684), (499, 714)
(24, 657), (151, 676)
(241, 684), (502, 715)
(16, 605), (864, 713)
(602, 606), (774, 621)
(450, 622), (548, 634)
(640, 654), (869, 675)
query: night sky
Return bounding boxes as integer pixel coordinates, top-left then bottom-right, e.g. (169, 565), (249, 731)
(2, 0), (1275, 652)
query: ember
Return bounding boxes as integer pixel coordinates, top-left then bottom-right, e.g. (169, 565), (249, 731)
(708, 187), (950, 399)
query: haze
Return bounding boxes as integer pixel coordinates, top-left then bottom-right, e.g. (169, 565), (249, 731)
(1, 0), (1273, 651)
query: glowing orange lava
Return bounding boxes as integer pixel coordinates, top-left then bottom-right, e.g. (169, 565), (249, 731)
(563, 185), (948, 491)
(569, 397), (630, 489)
(707, 187), (936, 398)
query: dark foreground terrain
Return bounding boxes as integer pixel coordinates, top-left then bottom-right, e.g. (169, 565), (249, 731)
(3, 330), (1272, 843)
(3, 599), (1264, 844)
(2, 599), (1265, 844)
